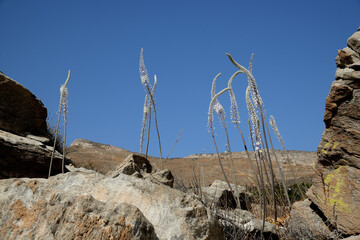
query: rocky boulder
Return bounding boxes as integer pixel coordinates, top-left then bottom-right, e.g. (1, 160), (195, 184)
(0, 168), (224, 239)
(0, 72), (47, 137)
(216, 208), (278, 239)
(285, 199), (335, 239)
(0, 73), (71, 179)
(201, 180), (252, 210)
(302, 27), (360, 236)
(0, 130), (70, 179)
(107, 154), (174, 188)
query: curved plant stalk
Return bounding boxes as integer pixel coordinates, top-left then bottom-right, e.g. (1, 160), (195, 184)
(49, 70), (71, 178)
(211, 73), (240, 208)
(148, 75), (163, 168)
(228, 52), (277, 223)
(139, 49), (163, 168)
(227, 71), (261, 195)
(208, 87), (235, 196)
(145, 77), (157, 158)
(270, 115), (305, 200)
(166, 129), (183, 159)
(265, 119), (291, 207)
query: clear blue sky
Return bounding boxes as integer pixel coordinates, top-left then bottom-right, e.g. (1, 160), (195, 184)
(1, 1), (359, 157)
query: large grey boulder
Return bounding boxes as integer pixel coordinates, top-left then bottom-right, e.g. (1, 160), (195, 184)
(0, 168), (224, 239)
(0, 192), (155, 240)
(0, 72), (47, 137)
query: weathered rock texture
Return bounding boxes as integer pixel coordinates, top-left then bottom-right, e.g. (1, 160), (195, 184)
(0, 130), (70, 179)
(0, 169), (224, 240)
(306, 27), (360, 236)
(285, 199), (335, 240)
(201, 180), (252, 210)
(217, 208), (277, 240)
(107, 154), (174, 188)
(0, 73), (71, 179)
(0, 72), (47, 137)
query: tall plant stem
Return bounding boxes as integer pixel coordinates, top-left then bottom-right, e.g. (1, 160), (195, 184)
(256, 150), (267, 232)
(48, 110), (61, 178)
(146, 84), (163, 168)
(265, 120), (291, 207)
(208, 87), (235, 196)
(259, 108), (277, 222)
(284, 150), (306, 200)
(145, 108), (151, 158)
(62, 114), (67, 173)
(221, 118), (241, 208)
(211, 133), (234, 195)
(235, 122), (261, 195)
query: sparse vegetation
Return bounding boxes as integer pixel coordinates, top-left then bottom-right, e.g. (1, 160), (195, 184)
(139, 49), (163, 169)
(48, 70), (71, 177)
(207, 52), (308, 237)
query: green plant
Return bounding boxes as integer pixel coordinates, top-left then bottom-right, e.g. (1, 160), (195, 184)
(139, 49), (163, 168)
(48, 70), (71, 177)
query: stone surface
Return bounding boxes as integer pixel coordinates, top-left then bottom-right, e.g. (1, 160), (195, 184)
(0, 170), (224, 240)
(0, 72), (47, 137)
(0, 129), (71, 179)
(347, 29), (360, 54)
(285, 199), (335, 240)
(307, 165), (360, 234)
(307, 27), (360, 236)
(0, 193), (155, 240)
(201, 180), (252, 210)
(217, 209), (278, 240)
(107, 154), (174, 188)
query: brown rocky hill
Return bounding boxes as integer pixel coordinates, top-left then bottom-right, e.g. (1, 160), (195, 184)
(67, 138), (316, 188)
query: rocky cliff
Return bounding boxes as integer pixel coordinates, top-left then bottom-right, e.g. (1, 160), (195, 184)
(0, 73), (70, 178)
(287, 27), (360, 239)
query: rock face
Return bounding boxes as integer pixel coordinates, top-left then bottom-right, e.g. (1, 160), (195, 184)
(0, 130), (71, 179)
(285, 199), (335, 239)
(0, 168), (224, 240)
(0, 73), (70, 179)
(0, 72), (47, 136)
(305, 27), (360, 236)
(1, 193), (155, 240)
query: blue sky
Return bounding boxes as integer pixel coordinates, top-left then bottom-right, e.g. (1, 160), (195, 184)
(1, 1), (359, 157)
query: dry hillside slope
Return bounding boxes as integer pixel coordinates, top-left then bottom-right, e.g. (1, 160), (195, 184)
(68, 138), (316, 187)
